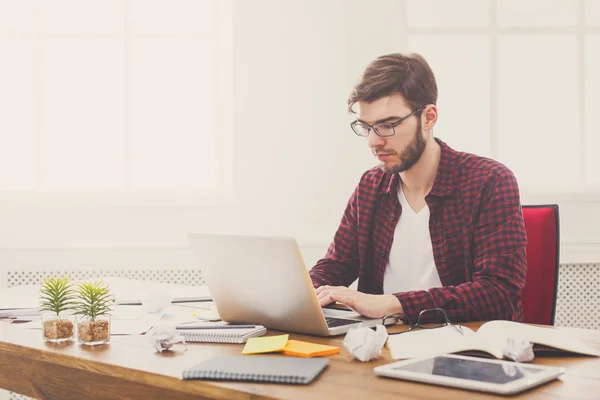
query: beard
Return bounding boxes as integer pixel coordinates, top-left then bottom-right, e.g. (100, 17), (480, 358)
(376, 119), (426, 174)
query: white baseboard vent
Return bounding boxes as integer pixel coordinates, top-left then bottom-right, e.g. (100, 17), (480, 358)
(555, 263), (600, 330)
(7, 268), (204, 288)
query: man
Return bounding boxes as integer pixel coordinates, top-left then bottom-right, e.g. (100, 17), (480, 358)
(310, 53), (527, 323)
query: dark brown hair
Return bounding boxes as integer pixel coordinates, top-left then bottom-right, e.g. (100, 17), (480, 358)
(348, 53), (438, 113)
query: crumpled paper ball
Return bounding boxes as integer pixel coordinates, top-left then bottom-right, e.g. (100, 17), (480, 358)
(343, 324), (388, 362)
(151, 326), (187, 353)
(502, 338), (534, 363)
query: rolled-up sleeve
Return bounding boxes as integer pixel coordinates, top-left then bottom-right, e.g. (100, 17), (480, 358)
(310, 186), (361, 288)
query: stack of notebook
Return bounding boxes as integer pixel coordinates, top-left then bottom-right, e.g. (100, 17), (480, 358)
(178, 328), (338, 384)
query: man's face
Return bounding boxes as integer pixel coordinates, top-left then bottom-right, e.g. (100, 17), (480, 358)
(357, 94), (426, 174)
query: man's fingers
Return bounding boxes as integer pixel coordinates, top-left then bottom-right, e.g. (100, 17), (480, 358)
(316, 285), (345, 295)
(327, 292), (350, 305)
(328, 292), (354, 309)
(315, 286), (328, 295)
(316, 286), (344, 300)
(317, 288), (334, 301)
(316, 287), (359, 308)
(318, 293), (334, 307)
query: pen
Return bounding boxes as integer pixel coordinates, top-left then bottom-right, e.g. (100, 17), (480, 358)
(176, 324), (257, 330)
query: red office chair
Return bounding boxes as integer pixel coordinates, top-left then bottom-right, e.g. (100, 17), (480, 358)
(521, 205), (560, 325)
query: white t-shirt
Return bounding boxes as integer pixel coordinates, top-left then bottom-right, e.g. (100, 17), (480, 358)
(382, 183), (443, 295)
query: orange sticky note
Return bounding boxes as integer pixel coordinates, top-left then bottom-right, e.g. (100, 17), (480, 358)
(283, 340), (340, 358)
(242, 334), (289, 355)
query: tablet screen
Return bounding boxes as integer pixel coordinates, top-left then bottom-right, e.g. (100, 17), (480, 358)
(392, 356), (543, 384)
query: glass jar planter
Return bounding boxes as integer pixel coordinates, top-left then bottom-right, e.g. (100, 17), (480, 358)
(77, 315), (111, 346)
(42, 313), (75, 343)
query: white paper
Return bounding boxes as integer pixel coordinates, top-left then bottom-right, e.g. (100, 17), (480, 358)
(1, 281), (214, 335)
(159, 304), (220, 326)
(142, 292), (173, 313)
(0, 285), (40, 311)
(111, 314), (164, 335)
(17, 316), (161, 335)
(104, 278), (211, 304)
(0, 308), (41, 318)
(105, 305), (160, 335)
(12, 306), (161, 335)
(1, 279), (212, 314)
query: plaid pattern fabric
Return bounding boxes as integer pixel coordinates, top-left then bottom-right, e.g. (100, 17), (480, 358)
(309, 139), (527, 323)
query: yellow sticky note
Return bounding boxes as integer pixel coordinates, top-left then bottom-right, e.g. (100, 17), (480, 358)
(242, 334), (289, 355)
(283, 340), (340, 358)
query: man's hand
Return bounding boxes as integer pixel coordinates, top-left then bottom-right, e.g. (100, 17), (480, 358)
(315, 285), (403, 319)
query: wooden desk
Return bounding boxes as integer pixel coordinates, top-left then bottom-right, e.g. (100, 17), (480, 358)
(1, 321), (599, 400)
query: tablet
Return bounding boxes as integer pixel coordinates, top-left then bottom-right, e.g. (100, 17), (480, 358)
(374, 354), (565, 395)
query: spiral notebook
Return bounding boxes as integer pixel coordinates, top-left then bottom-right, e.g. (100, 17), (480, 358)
(181, 356), (329, 384)
(176, 325), (267, 344)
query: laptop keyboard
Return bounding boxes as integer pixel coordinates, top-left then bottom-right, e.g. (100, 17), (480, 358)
(325, 316), (361, 328)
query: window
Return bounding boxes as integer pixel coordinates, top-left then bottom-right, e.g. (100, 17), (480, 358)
(0, 0), (232, 203)
(406, 0), (600, 195)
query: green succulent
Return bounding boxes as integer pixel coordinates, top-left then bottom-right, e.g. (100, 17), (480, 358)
(39, 276), (77, 317)
(74, 281), (115, 321)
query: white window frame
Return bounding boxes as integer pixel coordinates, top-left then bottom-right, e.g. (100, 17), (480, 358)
(0, 0), (233, 208)
(405, 0), (600, 203)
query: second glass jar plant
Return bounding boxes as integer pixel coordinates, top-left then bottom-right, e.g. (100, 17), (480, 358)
(73, 281), (114, 345)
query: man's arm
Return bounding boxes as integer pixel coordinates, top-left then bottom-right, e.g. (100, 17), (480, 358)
(309, 185), (361, 288)
(395, 169), (528, 323)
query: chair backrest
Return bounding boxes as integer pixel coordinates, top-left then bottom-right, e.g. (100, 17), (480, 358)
(521, 205), (560, 325)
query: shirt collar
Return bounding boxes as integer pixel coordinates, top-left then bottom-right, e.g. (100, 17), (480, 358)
(378, 138), (456, 197)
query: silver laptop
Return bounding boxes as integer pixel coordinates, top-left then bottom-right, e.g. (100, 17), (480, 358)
(188, 233), (396, 336)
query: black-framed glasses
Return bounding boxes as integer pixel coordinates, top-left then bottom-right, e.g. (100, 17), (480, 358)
(350, 105), (425, 137)
(383, 308), (464, 336)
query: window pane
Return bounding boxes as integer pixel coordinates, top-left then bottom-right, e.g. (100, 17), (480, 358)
(128, 0), (214, 35)
(41, 39), (125, 190)
(497, 35), (579, 186)
(586, 0), (600, 26)
(40, 0), (123, 34)
(0, 39), (36, 190)
(497, 0), (577, 27)
(585, 35), (600, 184)
(129, 38), (217, 191)
(0, 0), (36, 34)
(408, 35), (490, 157)
(407, 0), (489, 27)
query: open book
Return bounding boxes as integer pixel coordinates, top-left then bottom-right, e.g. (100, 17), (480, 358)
(387, 320), (600, 360)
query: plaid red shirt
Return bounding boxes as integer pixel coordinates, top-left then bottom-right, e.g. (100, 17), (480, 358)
(310, 139), (527, 323)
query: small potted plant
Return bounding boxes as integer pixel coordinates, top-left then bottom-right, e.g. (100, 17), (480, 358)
(74, 280), (114, 346)
(39, 276), (76, 342)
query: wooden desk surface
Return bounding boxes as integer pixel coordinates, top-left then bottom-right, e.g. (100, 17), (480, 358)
(1, 321), (600, 400)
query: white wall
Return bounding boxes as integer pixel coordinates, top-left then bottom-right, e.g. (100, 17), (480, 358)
(1, 0), (599, 283)
(0, 0), (406, 280)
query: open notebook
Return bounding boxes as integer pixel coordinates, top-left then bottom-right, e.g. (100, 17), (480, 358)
(387, 320), (600, 360)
